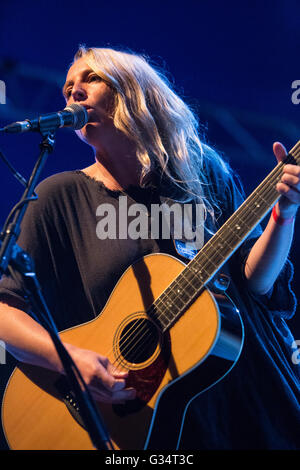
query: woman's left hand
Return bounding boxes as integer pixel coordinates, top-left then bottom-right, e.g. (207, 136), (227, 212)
(273, 141), (300, 218)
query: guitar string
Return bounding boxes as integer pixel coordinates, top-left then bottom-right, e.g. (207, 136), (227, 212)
(109, 152), (299, 371)
(108, 149), (300, 370)
(108, 148), (300, 371)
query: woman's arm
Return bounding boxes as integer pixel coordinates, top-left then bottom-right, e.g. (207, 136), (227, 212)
(244, 142), (299, 295)
(0, 302), (135, 403)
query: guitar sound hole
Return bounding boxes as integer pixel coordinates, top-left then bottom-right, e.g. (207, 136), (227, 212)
(119, 319), (159, 364)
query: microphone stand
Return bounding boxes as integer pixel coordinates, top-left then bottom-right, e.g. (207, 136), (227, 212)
(0, 129), (114, 451)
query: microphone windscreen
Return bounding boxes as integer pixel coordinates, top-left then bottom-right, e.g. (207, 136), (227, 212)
(64, 103), (88, 130)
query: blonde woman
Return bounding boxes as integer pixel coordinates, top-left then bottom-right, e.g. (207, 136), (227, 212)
(0, 47), (299, 449)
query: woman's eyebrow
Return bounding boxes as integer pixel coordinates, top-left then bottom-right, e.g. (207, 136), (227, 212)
(62, 68), (94, 96)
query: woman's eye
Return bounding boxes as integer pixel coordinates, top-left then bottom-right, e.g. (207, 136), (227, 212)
(63, 74), (101, 99)
(88, 74), (101, 82)
(64, 89), (71, 99)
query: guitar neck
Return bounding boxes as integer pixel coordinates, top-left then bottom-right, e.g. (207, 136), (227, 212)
(149, 140), (300, 331)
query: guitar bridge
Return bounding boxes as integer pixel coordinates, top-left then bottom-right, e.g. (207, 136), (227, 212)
(54, 376), (85, 429)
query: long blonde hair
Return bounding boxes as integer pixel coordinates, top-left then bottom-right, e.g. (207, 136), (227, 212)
(73, 46), (231, 222)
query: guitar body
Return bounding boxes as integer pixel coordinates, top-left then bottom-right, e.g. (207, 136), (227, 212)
(2, 253), (243, 450)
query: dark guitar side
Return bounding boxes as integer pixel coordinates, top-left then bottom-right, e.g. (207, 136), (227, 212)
(144, 289), (243, 449)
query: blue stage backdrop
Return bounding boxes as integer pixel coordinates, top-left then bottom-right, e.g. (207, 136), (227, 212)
(0, 0), (299, 450)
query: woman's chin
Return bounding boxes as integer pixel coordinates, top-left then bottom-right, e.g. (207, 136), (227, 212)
(75, 122), (102, 146)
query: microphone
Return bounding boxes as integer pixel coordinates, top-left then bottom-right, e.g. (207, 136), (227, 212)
(0, 103), (88, 134)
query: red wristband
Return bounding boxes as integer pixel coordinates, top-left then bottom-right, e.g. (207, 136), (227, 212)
(272, 206), (295, 226)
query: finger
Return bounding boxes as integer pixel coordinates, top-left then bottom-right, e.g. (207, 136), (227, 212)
(99, 356), (128, 378)
(108, 364), (129, 378)
(276, 182), (300, 203)
(282, 164), (300, 177)
(89, 386), (136, 404)
(99, 373), (127, 392)
(281, 173), (300, 189)
(101, 368), (128, 393)
(112, 388), (136, 402)
(94, 356), (126, 389)
(273, 141), (287, 163)
(111, 378), (128, 392)
(113, 370), (129, 378)
(94, 361), (124, 391)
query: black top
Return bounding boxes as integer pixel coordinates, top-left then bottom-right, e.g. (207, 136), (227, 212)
(0, 167), (299, 449)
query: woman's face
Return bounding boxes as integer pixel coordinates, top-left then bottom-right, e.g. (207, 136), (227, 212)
(63, 57), (116, 148)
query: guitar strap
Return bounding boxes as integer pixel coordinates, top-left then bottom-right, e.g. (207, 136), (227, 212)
(158, 195), (204, 261)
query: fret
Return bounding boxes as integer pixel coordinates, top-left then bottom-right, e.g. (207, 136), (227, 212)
(194, 251), (224, 278)
(158, 303), (176, 323)
(226, 211), (255, 236)
(172, 280), (195, 302)
(158, 316), (169, 330)
(163, 297), (180, 315)
(221, 220), (245, 244)
(207, 220), (246, 253)
(180, 271), (202, 292)
(188, 262), (207, 283)
(245, 200), (266, 219)
(207, 232), (234, 253)
(197, 247), (220, 270)
(147, 303), (169, 329)
(203, 242), (232, 264)
(163, 282), (187, 307)
(164, 278), (196, 302)
(198, 236), (231, 265)
(255, 188), (278, 206)
(156, 285), (186, 318)
(153, 266), (208, 330)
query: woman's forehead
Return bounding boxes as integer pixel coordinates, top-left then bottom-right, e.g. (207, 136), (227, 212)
(66, 57), (92, 80)
(62, 58), (95, 96)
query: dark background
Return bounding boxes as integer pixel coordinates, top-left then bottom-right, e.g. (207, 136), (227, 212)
(0, 0), (299, 449)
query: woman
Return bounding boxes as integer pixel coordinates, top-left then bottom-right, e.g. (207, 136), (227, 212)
(0, 46), (299, 449)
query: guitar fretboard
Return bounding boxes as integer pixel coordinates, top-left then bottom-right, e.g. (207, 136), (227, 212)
(148, 140), (300, 331)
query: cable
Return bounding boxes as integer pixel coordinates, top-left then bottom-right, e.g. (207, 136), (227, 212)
(0, 147), (28, 188)
(0, 147), (38, 240)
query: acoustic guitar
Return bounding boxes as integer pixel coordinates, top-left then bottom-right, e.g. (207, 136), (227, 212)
(2, 141), (299, 450)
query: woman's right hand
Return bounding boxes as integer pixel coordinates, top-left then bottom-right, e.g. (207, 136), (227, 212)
(64, 343), (136, 404)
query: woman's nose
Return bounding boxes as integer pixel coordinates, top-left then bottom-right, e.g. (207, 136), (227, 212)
(71, 84), (87, 102)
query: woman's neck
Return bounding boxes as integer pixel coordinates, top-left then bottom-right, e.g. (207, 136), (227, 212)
(82, 149), (143, 191)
